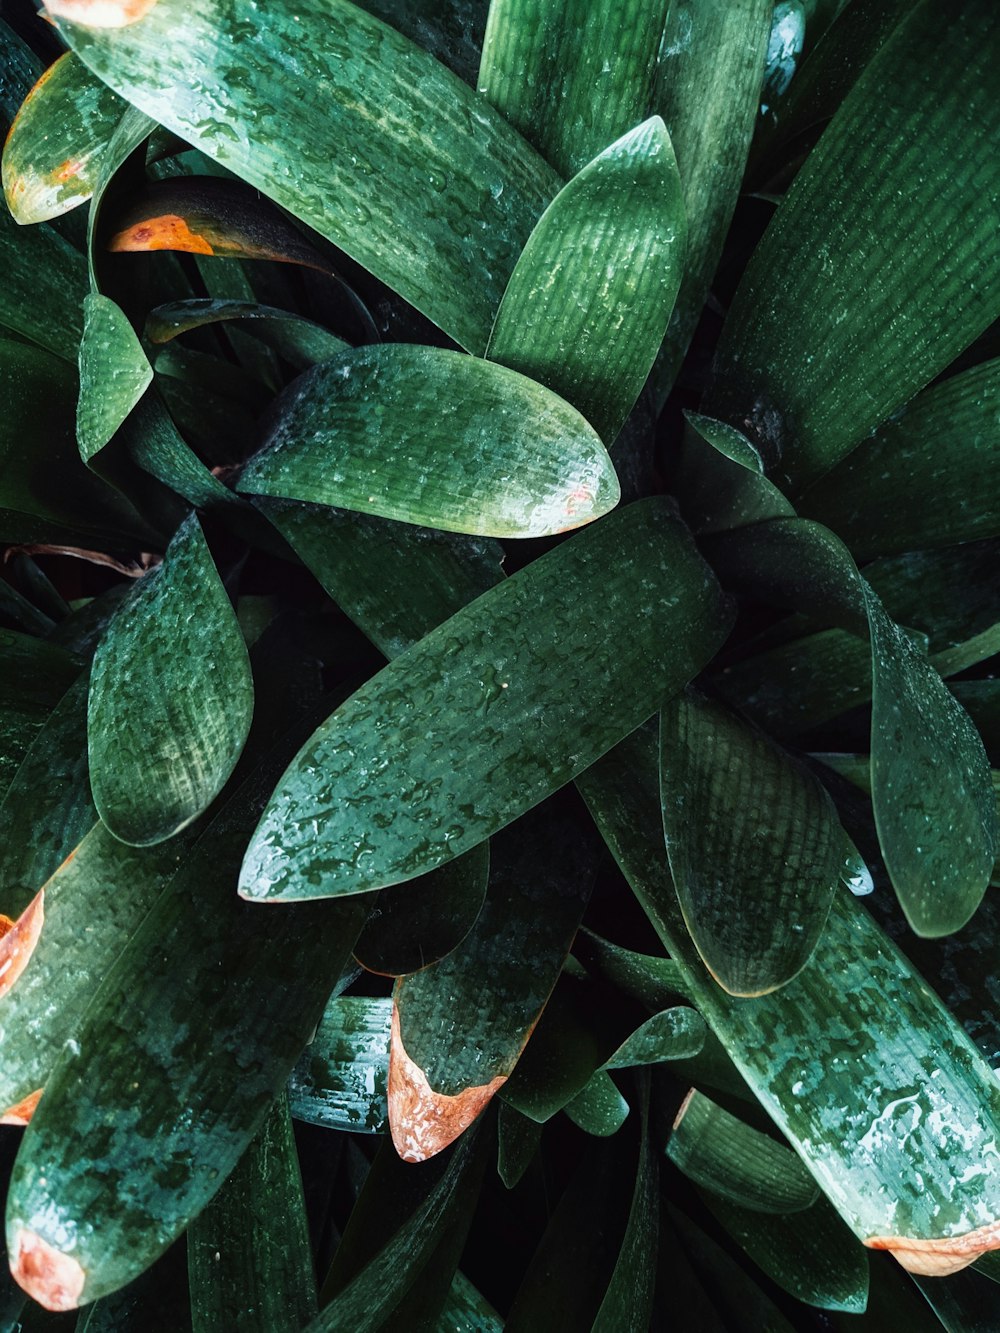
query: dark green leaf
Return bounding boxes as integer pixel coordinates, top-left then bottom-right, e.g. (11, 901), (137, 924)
(602, 1006), (706, 1069)
(88, 513), (254, 845)
(496, 1101), (542, 1189)
(146, 299), (348, 371)
(240, 498), (733, 901)
(287, 995), (390, 1136)
(563, 1071), (629, 1138)
(237, 344), (619, 537)
(487, 117), (685, 445)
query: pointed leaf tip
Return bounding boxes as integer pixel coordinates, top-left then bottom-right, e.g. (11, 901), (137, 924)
(0, 891), (44, 999)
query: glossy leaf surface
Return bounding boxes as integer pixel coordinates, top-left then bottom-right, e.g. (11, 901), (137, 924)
(487, 117), (685, 445)
(53, 0), (560, 353)
(146, 298), (348, 370)
(240, 498), (733, 901)
(88, 513), (253, 845)
(661, 687), (845, 995)
(238, 344), (619, 537)
(287, 996), (390, 1135)
(76, 294), (153, 463)
(707, 0), (1000, 493)
(2, 52), (123, 224)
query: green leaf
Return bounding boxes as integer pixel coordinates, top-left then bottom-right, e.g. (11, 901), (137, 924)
(354, 844), (489, 977)
(120, 392), (248, 515)
(287, 995), (390, 1135)
(2, 52), (124, 224)
(52, 0), (560, 354)
(0, 20), (43, 137)
(798, 358), (1000, 560)
(0, 204), (87, 363)
(684, 411), (764, 474)
(188, 1094), (318, 1333)
(660, 686), (846, 995)
(601, 1007), (706, 1069)
(6, 750), (366, 1309)
(669, 1206), (797, 1333)
(667, 1088), (820, 1213)
(0, 630), (83, 799)
(88, 512), (253, 846)
(388, 797), (596, 1160)
(258, 499), (505, 663)
(496, 1101), (542, 1189)
(437, 1271), (504, 1333)
(76, 294), (153, 463)
(478, 0), (670, 178)
(237, 344), (619, 538)
(352, 0), (488, 86)
(702, 1188), (870, 1314)
(913, 1266), (1000, 1333)
(0, 672), (94, 919)
(146, 298), (349, 371)
(86, 104), (156, 291)
(239, 498), (733, 901)
(562, 1070), (629, 1138)
(675, 414), (795, 535)
(706, 0), (1000, 494)
(578, 726), (1000, 1276)
(0, 820), (192, 1119)
(651, 0), (772, 394)
(486, 117), (686, 445)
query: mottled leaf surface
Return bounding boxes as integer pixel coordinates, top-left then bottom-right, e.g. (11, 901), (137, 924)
(287, 996), (390, 1135)
(77, 294), (153, 463)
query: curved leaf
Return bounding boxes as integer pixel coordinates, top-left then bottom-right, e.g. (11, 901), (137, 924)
(287, 996), (391, 1135)
(2, 52), (124, 224)
(146, 298), (348, 370)
(706, 0), (1000, 493)
(239, 498), (733, 902)
(77, 293), (153, 462)
(237, 344), (619, 538)
(88, 512), (254, 845)
(487, 116), (686, 445)
(52, 0), (560, 353)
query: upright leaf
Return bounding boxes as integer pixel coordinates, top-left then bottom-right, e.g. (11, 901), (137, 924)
(487, 117), (686, 445)
(88, 513), (254, 845)
(51, 0), (560, 352)
(287, 996), (391, 1135)
(706, 0), (1000, 493)
(239, 498), (733, 902)
(76, 294), (153, 462)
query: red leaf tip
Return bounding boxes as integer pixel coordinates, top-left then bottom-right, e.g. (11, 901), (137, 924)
(10, 1230), (85, 1311)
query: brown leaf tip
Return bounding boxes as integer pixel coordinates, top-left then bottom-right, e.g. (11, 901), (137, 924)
(109, 215), (215, 256)
(10, 1229), (85, 1311)
(0, 890), (45, 1000)
(388, 1004), (506, 1163)
(43, 0), (158, 27)
(0, 1089), (42, 1127)
(867, 1218), (1000, 1276)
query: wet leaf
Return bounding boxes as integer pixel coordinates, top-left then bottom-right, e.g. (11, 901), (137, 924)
(287, 995), (390, 1136)
(146, 298), (348, 370)
(76, 294), (153, 463)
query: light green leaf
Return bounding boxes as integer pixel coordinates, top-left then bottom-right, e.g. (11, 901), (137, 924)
(487, 117), (686, 445)
(706, 0), (1000, 493)
(239, 498), (733, 901)
(2, 51), (124, 224)
(602, 1006), (706, 1069)
(237, 344), (619, 538)
(287, 996), (390, 1135)
(88, 512), (254, 845)
(77, 294), (153, 463)
(52, 0), (560, 353)
(563, 1070), (629, 1138)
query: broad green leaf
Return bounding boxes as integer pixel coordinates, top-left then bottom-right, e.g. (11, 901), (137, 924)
(660, 687), (846, 995)
(706, 0), (1000, 494)
(592, 1080), (657, 1333)
(651, 0), (772, 395)
(799, 359), (1000, 560)
(578, 727), (1000, 1276)
(88, 513), (254, 846)
(238, 344), (618, 538)
(573, 929), (695, 1009)
(437, 1271), (504, 1333)
(685, 410), (764, 473)
(389, 797), (596, 1160)
(0, 631), (82, 799)
(478, 0), (670, 178)
(703, 1189), (869, 1314)
(259, 498), (504, 663)
(188, 1094), (317, 1333)
(667, 1088), (820, 1213)
(146, 298), (348, 370)
(487, 117), (685, 445)
(0, 340), (154, 553)
(52, 0), (560, 353)
(6, 750), (366, 1309)
(0, 20), (43, 137)
(0, 821), (191, 1118)
(86, 104), (156, 290)
(563, 1071), (629, 1138)
(306, 1129), (489, 1333)
(2, 52), (124, 224)
(106, 175), (335, 273)
(354, 845), (489, 977)
(121, 393), (248, 515)
(675, 414), (795, 534)
(0, 672), (94, 919)
(602, 1007), (706, 1069)
(0, 203), (86, 363)
(77, 294), (153, 462)
(353, 0), (488, 86)
(239, 498), (733, 901)
(287, 995), (390, 1135)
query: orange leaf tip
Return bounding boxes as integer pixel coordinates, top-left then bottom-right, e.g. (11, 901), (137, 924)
(0, 1089), (42, 1127)
(0, 891), (44, 999)
(43, 0), (158, 27)
(388, 1004), (505, 1163)
(109, 215), (215, 256)
(10, 1230), (85, 1311)
(867, 1219), (1000, 1276)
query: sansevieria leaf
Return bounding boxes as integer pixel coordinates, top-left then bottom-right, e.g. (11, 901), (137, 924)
(50, 0), (560, 353)
(487, 117), (686, 445)
(2, 51), (123, 224)
(237, 344), (619, 538)
(706, 0), (1000, 493)
(239, 498), (733, 902)
(88, 513), (253, 845)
